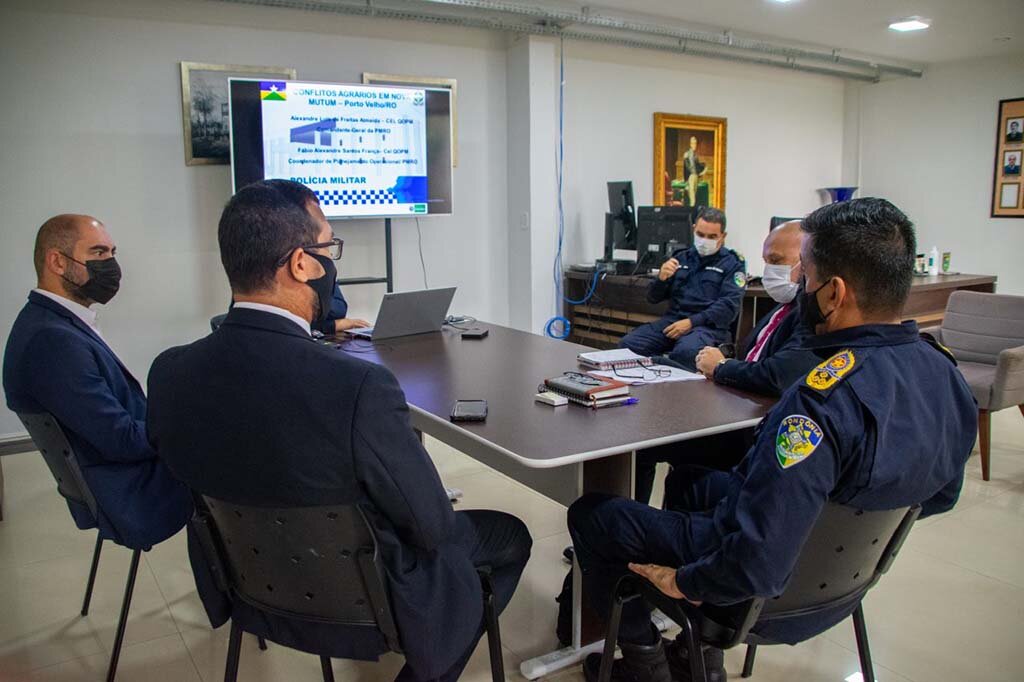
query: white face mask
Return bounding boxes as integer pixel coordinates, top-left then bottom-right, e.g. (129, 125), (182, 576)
(762, 263), (799, 303)
(694, 235), (720, 257)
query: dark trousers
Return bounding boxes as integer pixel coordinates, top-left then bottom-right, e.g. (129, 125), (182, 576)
(618, 315), (730, 370)
(567, 470), (731, 645)
(634, 428), (754, 505)
(396, 510), (532, 682)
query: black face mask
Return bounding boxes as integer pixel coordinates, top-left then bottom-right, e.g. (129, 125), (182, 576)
(800, 278), (834, 332)
(306, 252), (337, 323)
(61, 255), (121, 305)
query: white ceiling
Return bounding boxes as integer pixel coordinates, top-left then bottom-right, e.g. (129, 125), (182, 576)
(511, 0), (1023, 65)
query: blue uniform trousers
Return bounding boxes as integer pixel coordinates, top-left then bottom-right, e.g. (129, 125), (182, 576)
(568, 467), (730, 645)
(634, 429), (753, 505)
(618, 315), (730, 370)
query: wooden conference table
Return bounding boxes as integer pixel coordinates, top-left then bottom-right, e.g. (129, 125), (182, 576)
(333, 322), (774, 679)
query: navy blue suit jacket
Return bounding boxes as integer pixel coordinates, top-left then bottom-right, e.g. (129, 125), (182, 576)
(2, 291), (192, 549)
(713, 299), (819, 397)
(146, 308), (482, 678)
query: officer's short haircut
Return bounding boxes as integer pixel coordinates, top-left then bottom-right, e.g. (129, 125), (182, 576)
(695, 206), (727, 233)
(34, 215), (83, 278)
(801, 198), (915, 316)
(218, 180), (319, 294)
(264, 178), (319, 212)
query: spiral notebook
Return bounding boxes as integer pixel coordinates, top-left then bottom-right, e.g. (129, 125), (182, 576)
(542, 373), (631, 407)
(577, 348), (654, 370)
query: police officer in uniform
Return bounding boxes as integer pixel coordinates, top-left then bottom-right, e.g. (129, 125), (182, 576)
(632, 220), (819, 506)
(618, 207), (746, 371)
(569, 198), (977, 682)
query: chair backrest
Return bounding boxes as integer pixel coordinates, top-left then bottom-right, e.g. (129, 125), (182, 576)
(195, 496), (401, 652)
(940, 291), (1024, 365)
(210, 313), (228, 332)
(16, 411), (99, 518)
(761, 503), (919, 617)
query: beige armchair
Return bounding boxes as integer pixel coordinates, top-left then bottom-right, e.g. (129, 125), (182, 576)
(922, 291), (1024, 481)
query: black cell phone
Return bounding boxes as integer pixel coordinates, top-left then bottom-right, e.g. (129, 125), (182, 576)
(450, 400), (488, 422)
(461, 329), (489, 339)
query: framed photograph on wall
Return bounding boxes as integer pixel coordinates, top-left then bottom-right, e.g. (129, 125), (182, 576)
(362, 73), (458, 166)
(990, 97), (1024, 217)
(999, 183), (1020, 209)
(653, 113), (727, 210)
(180, 62), (296, 166)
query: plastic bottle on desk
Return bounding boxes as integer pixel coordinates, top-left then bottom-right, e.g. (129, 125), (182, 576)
(928, 247), (939, 276)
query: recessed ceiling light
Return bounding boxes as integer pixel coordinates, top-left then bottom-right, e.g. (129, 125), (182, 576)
(889, 17), (930, 32)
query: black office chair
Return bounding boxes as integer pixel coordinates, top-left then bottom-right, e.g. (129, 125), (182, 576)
(16, 412), (143, 682)
(597, 503), (921, 682)
(192, 497), (506, 682)
(210, 313), (228, 332)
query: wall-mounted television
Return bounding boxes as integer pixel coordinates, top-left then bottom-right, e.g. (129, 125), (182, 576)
(229, 79), (453, 219)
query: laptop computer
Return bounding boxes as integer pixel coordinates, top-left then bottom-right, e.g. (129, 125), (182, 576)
(349, 287), (457, 341)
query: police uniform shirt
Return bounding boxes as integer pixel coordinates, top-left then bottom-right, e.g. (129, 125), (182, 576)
(674, 322), (976, 641)
(647, 246), (747, 328)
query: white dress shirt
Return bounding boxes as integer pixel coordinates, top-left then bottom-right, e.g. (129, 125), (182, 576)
(32, 288), (106, 342)
(233, 302), (311, 336)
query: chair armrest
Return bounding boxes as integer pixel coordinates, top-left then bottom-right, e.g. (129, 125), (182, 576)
(991, 344), (1024, 411)
(919, 326), (943, 343)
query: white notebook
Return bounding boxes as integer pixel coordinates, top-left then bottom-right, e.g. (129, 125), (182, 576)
(577, 348), (654, 370)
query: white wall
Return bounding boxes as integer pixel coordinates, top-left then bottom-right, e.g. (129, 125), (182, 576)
(559, 42), (847, 283)
(0, 0), (509, 438)
(854, 54), (1024, 295)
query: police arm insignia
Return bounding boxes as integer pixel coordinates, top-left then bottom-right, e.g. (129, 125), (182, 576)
(805, 349), (855, 391)
(776, 414), (824, 469)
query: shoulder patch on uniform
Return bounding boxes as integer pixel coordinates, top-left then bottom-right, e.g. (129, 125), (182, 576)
(775, 414), (823, 469)
(920, 332), (957, 366)
(734, 271), (747, 287)
(805, 349), (856, 391)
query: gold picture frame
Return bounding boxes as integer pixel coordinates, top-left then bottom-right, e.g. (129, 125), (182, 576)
(653, 113), (727, 210)
(180, 61), (296, 166)
(362, 72), (458, 167)
(991, 97), (1024, 217)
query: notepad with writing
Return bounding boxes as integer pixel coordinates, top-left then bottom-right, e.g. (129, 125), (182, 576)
(543, 373), (631, 407)
(577, 348), (654, 370)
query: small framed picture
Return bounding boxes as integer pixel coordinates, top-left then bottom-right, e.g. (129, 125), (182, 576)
(180, 62), (296, 165)
(1007, 117), (1023, 144)
(999, 183), (1019, 209)
(991, 98), (1024, 217)
(1004, 150), (1022, 176)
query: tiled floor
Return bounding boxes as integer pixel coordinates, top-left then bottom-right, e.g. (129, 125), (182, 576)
(1, 410), (1022, 681)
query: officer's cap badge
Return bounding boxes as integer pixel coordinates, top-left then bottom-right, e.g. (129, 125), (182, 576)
(776, 414), (823, 469)
(806, 349), (855, 391)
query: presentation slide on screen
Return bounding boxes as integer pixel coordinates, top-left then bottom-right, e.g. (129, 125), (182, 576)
(259, 81), (429, 217)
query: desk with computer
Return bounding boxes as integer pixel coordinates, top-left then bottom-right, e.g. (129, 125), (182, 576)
(585, 181), (696, 278)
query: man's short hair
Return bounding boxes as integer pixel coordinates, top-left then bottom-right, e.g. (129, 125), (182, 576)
(801, 198), (916, 316)
(33, 215), (81, 278)
(218, 180), (320, 294)
(264, 178), (319, 212)
(695, 206), (727, 232)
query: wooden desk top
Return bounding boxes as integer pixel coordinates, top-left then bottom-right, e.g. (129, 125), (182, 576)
(567, 269), (997, 296)
(336, 323), (774, 469)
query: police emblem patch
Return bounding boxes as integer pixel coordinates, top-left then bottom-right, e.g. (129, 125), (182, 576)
(776, 414), (823, 469)
(734, 272), (747, 287)
(805, 349), (856, 391)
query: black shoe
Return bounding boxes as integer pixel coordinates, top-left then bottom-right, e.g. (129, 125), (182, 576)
(664, 638), (726, 682)
(583, 638), (671, 682)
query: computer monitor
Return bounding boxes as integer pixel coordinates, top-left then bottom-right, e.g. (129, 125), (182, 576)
(603, 181), (638, 258)
(635, 206), (696, 270)
(607, 181), (636, 230)
(769, 216), (802, 232)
